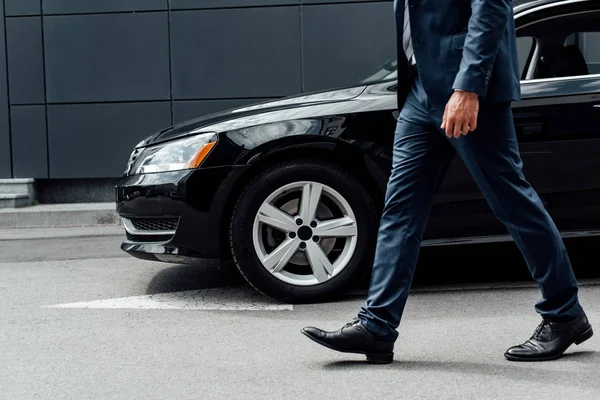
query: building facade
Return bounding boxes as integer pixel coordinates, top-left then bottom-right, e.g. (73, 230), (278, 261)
(0, 0), (598, 189)
(0, 0), (396, 182)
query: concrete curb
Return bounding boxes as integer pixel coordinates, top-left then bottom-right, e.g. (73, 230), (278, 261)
(0, 203), (120, 229)
(0, 226), (124, 240)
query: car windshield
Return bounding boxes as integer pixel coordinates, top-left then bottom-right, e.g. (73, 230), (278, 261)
(358, 59), (398, 84)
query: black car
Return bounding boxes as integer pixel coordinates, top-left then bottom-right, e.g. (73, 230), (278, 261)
(117, 0), (600, 303)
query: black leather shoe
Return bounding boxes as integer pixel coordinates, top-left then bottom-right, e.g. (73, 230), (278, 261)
(505, 312), (593, 361)
(302, 318), (394, 364)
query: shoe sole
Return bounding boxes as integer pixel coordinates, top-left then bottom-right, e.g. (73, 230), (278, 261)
(301, 329), (394, 364)
(504, 325), (594, 362)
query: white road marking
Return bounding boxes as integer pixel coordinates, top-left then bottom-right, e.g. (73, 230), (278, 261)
(43, 287), (293, 311)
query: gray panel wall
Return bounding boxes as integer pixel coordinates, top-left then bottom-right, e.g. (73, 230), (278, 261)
(170, 7), (302, 99)
(302, 2), (395, 91)
(0, 0), (11, 178)
(0, 0), (397, 179)
(44, 13), (171, 103)
(10, 105), (47, 178)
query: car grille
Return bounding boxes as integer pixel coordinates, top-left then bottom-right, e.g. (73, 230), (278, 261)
(130, 217), (179, 232)
(126, 232), (174, 243)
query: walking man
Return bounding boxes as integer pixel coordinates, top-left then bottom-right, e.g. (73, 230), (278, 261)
(302, 0), (593, 364)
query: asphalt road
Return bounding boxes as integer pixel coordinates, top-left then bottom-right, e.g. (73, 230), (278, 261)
(1, 230), (599, 399)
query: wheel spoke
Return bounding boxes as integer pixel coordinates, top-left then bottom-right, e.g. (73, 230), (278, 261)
(313, 216), (357, 238)
(257, 203), (297, 232)
(299, 182), (323, 223)
(305, 241), (334, 282)
(261, 238), (300, 273)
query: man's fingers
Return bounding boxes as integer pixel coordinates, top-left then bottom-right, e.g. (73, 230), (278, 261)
(453, 118), (463, 138)
(444, 105), (454, 137)
(441, 93), (478, 137)
(470, 114), (478, 132)
(441, 108), (448, 129)
(445, 118), (454, 137)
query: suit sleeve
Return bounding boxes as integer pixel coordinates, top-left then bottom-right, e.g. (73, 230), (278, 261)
(452, 0), (512, 98)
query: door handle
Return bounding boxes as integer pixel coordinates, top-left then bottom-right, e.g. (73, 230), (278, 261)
(594, 104), (600, 109)
(514, 112), (544, 135)
(520, 124), (543, 135)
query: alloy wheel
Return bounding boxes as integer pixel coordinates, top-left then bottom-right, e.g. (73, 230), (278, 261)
(252, 181), (358, 286)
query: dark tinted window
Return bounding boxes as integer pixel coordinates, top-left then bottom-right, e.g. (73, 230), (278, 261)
(518, 10), (600, 79)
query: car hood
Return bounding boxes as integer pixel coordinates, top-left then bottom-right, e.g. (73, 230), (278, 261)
(140, 85), (368, 146)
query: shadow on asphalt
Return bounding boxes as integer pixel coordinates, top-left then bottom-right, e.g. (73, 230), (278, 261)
(409, 235), (599, 287)
(561, 350), (600, 363)
(146, 260), (244, 294)
(144, 236), (600, 296)
(321, 350), (600, 387)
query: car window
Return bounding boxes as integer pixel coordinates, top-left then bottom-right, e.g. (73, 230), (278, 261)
(518, 10), (600, 80)
(534, 31), (599, 79)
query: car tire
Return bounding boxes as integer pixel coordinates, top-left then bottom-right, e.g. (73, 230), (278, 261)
(229, 159), (378, 303)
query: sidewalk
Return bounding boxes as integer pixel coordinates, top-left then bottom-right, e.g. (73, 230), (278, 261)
(0, 203), (119, 229)
(0, 226), (123, 240)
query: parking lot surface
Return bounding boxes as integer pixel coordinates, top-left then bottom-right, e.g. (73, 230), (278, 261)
(1, 233), (599, 399)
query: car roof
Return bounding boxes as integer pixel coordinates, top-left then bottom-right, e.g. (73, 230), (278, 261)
(514, 0), (592, 14)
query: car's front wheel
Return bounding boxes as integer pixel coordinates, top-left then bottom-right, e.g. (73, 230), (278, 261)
(229, 159), (378, 303)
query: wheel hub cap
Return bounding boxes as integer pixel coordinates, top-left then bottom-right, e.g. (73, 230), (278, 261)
(297, 226), (313, 241)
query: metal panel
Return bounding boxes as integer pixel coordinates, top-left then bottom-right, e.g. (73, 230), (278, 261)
(171, 0), (298, 9)
(171, 7), (301, 99)
(302, 2), (396, 92)
(10, 106), (48, 178)
(6, 17), (45, 104)
(44, 12), (170, 103)
(47, 102), (171, 178)
(173, 99), (265, 123)
(5, 0), (41, 16)
(43, 0), (167, 14)
(0, 0), (11, 178)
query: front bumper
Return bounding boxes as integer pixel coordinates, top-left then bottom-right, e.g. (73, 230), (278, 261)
(116, 165), (247, 261)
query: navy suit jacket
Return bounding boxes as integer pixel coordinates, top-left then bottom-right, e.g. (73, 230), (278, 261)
(394, 0), (521, 112)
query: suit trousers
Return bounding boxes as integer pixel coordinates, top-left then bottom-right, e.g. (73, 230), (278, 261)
(357, 71), (583, 342)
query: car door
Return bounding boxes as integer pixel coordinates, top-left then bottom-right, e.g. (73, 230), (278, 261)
(513, 87), (600, 234)
(424, 3), (600, 243)
(423, 36), (540, 243)
(507, 3), (600, 236)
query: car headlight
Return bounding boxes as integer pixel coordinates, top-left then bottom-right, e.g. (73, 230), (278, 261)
(130, 133), (218, 175)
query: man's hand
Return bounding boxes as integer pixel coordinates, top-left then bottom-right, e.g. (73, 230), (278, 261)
(441, 90), (479, 138)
